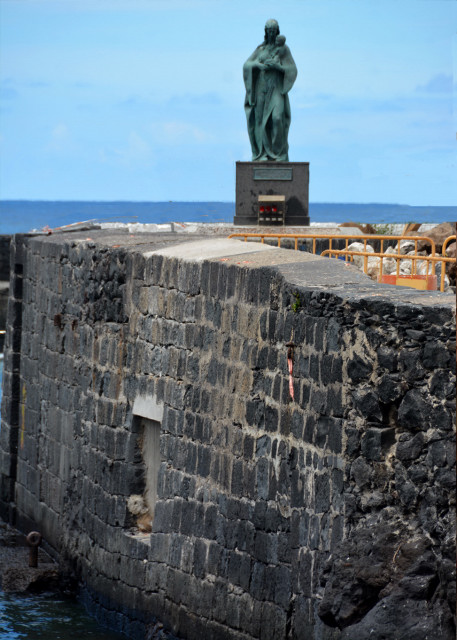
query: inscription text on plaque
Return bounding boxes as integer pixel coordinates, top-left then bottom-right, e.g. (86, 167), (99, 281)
(253, 168), (293, 181)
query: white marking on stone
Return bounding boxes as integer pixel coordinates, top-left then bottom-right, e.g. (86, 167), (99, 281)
(143, 238), (276, 261)
(133, 395), (164, 422)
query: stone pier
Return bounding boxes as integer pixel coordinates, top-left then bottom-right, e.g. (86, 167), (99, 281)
(0, 229), (455, 639)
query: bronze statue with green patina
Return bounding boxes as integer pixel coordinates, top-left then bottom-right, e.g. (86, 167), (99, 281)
(243, 19), (297, 162)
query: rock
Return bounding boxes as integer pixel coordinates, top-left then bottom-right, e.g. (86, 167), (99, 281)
(446, 261), (456, 287)
(320, 520), (455, 640)
(397, 573), (438, 599)
(399, 239), (416, 255)
(339, 222), (377, 235)
(346, 242), (374, 269)
(407, 463), (428, 484)
(340, 595), (455, 640)
(377, 373), (402, 403)
(399, 350), (425, 381)
(381, 247), (397, 275)
(359, 491), (387, 511)
(366, 256), (381, 280)
(397, 389), (428, 431)
(396, 432), (425, 462)
(438, 557), (456, 611)
(395, 463), (418, 507)
(445, 241), (455, 258)
(405, 252), (427, 276)
(318, 518), (406, 628)
(423, 340), (450, 369)
(377, 346), (398, 372)
(418, 222), (455, 253)
(347, 355), (372, 383)
(350, 457), (372, 488)
(392, 536), (432, 572)
(417, 260), (432, 276)
(345, 427), (361, 457)
(352, 389), (382, 421)
(443, 240), (456, 285)
(420, 261), (450, 290)
(403, 223), (422, 234)
(361, 427), (396, 461)
(404, 328), (426, 342)
(429, 370), (455, 399)
(2, 565), (60, 592)
(399, 259), (412, 275)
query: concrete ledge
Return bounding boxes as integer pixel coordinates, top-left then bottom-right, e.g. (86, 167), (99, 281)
(145, 237), (277, 261)
(132, 396), (164, 422)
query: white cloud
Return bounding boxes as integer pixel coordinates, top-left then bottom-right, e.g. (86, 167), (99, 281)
(416, 74), (454, 94)
(0, 78), (19, 100)
(46, 123), (70, 152)
(99, 131), (152, 166)
(149, 121), (213, 145)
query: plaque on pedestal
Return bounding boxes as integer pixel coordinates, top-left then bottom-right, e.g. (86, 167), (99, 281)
(234, 161), (310, 226)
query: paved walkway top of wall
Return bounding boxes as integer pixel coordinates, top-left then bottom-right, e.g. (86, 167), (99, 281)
(24, 229), (456, 313)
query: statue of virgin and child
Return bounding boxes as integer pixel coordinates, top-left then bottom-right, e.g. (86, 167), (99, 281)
(243, 19), (297, 162)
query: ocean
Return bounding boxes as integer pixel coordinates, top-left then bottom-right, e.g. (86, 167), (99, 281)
(0, 591), (125, 640)
(0, 200), (456, 235)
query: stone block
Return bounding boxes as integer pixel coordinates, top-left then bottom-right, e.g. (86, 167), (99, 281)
(309, 515), (321, 550)
(249, 561), (265, 600)
(397, 432), (425, 462)
(255, 457), (270, 500)
(361, 427), (396, 461)
(193, 538), (208, 579)
(423, 340), (450, 369)
(152, 500), (173, 533)
(264, 404), (279, 433)
(259, 602), (287, 640)
(315, 474), (330, 513)
(327, 419), (343, 454)
(289, 469), (303, 509)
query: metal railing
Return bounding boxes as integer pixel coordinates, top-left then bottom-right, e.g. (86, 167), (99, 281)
(228, 232), (455, 292)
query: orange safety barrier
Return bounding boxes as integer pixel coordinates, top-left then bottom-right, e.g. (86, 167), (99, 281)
(321, 249), (454, 292)
(228, 232), (455, 292)
(229, 232), (436, 261)
(379, 274), (437, 291)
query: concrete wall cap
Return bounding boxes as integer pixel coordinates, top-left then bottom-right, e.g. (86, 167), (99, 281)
(132, 395), (164, 422)
(143, 238), (276, 261)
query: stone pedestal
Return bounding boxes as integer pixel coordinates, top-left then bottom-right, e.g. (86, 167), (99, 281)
(234, 161), (310, 226)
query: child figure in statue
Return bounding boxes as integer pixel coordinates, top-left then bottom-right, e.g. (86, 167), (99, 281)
(272, 34), (286, 65)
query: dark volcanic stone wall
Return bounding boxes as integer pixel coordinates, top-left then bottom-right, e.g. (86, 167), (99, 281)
(0, 235), (11, 351)
(0, 235), (11, 282)
(0, 231), (455, 640)
(317, 299), (456, 639)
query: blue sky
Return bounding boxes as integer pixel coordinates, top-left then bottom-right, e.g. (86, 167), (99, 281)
(0, 0), (456, 205)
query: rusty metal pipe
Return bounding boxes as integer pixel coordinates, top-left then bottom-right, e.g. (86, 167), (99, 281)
(26, 531), (42, 567)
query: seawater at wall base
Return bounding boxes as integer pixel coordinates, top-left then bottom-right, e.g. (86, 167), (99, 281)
(0, 230), (455, 640)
